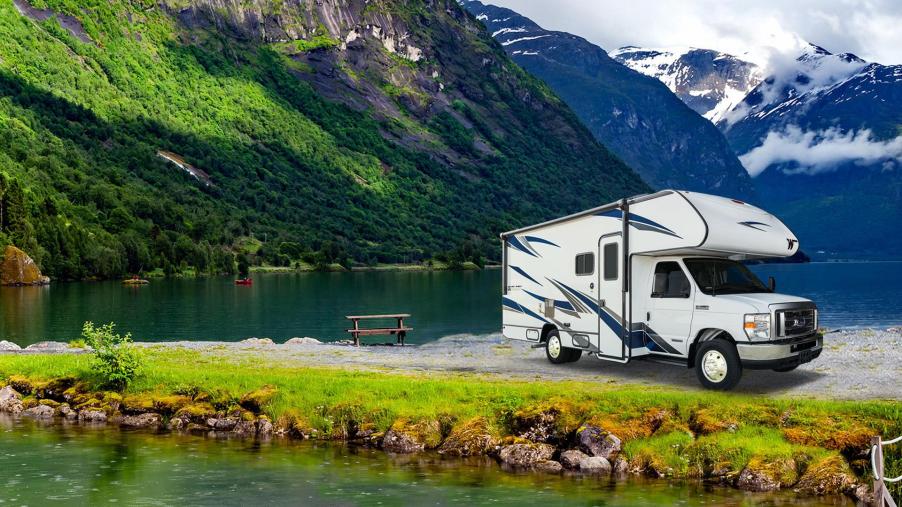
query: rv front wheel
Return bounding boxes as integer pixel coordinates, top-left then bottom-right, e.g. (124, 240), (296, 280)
(695, 339), (742, 390)
(545, 330), (580, 364)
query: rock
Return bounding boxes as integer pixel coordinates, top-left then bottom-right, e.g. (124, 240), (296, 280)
(0, 386), (23, 414)
(737, 458), (797, 492)
(257, 416), (274, 437)
(577, 425), (621, 460)
(559, 449), (589, 470)
(512, 407), (561, 444)
(22, 404), (55, 419)
(206, 417), (239, 431)
(850, 483), (874, 504)
(79, 409), (107, 422)
(0, 340), (21, 351)
(613, 457), (629, 475)
(579, 456), (613, 475)
(232, 419), (257, 437)
(120, 413), (163, 429)
(240, 337), (274, 346)
(535, 460), (563, 473)
(284, 337), (321, 345)
(438, 417), (500, 457)
(167, 414), (190, 431)
(1, 245), (50, 286)
(58, 403), (77, 420)
(498, 443), (555, 467)
(794, 455), (854, 496)
(239, 385), (277, 413)
(383, 419), (442, 454)
(24, 341), (68, 351)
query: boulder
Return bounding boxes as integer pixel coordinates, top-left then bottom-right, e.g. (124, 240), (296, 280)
(559, 449), (589, 470)
(0, 340), (21, 351)
(120, 413), (163, 429)
(206, 417), (239, 431)
(736, 458), (798, 492)
(0, 386), (23, 414)
(613, 457), (629, 476)
(79, 409), (107, 422)
(577, 425), (621, 460)
(24, 341), (68, 352)
(383, 419), (442, 454)
(438, 417), (500, 457)
(257, 416), (274, 437)
(22, 404), (55, 419)
(232, 419), (257, 437)
(240, 337), (274, 346)
(512, 407), (561, 444)
(58, 403), (77, 420)
(794, 455), (854, 496)
(579, 456), (613, 475)
(284, 337), (321, 346)
(498, 443), (555, 467)
(535, 460), (564, 473)
(0, 245), (50, 285)
(383, 429), (425, 453)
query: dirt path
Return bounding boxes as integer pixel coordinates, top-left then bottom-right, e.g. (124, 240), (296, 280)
(138, 328), (902, 401)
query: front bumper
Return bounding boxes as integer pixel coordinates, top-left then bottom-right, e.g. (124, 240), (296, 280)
(736, 333), (823, 370)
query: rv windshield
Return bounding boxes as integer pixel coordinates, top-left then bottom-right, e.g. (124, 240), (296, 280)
(683, 258), (771, 295)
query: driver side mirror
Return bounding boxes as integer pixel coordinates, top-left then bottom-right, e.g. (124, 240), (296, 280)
(768, 276), (776, 292)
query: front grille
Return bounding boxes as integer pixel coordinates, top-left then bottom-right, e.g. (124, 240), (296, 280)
(777, 309), (816, 337)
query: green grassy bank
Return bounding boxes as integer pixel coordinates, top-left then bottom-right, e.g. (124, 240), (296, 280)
(0, 348), (899, 499)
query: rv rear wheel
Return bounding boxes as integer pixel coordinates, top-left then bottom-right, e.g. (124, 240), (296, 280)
(545, 330), (581, 364)
(695, 339), (742, 390)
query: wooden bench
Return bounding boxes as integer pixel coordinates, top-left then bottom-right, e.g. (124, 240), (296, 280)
(346, 314), (412, 346)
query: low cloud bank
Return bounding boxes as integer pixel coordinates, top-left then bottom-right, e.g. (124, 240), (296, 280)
(740, 125), (902, 176)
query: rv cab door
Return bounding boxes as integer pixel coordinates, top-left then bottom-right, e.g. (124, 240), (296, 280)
(596, 235), (625, 360)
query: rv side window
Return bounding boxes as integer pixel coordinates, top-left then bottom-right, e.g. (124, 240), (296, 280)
(652, 262), (691, 298)
(575, 253), (594, 276)
(603, 243), (618, 280)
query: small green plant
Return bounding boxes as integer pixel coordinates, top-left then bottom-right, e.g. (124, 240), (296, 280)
(67, 339), (87, 349)
(81, 322), (141, 388)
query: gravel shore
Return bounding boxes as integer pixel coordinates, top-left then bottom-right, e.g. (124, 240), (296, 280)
(4, 328), (900, 400)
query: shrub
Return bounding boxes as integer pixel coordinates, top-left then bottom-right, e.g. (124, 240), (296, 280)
(81, 321), (141, 388)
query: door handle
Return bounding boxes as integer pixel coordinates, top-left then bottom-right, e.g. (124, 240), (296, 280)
(647, 312), (651, 321)
(599, 299), (605, 307)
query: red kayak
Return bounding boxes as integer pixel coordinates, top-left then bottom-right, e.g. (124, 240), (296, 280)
(235, 278), (253, 285)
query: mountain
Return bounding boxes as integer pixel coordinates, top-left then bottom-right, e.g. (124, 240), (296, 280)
(721, 44), (902, 256)
(0, 0), (648, 279)
(611, 46), (762, 123)
(462, 1), (755, 199)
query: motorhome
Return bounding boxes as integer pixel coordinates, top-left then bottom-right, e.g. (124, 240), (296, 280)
(500, 190), (822, 390)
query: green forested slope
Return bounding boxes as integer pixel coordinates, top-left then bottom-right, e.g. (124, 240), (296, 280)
(0, 0), (647, 279)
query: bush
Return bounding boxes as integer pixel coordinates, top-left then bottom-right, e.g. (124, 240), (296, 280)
(81, 321), (141, 388)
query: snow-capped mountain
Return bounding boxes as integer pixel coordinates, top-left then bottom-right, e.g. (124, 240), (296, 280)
(610, 46), (762, 123)
(463, 1), (755, 198)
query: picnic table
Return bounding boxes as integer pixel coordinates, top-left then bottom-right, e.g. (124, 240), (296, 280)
(346, 314), (412, 346)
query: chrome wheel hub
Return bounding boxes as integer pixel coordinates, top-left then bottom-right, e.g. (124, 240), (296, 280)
(548, 336), (561, 358)
(702, 350), (728, 383)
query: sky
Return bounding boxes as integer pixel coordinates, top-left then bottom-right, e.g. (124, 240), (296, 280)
(485, 0), (902, 66)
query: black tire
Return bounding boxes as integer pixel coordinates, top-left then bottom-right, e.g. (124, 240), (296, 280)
(695, 339), (742, 390)
(773, 365), (798, 373)
(545, 330), (581, 364)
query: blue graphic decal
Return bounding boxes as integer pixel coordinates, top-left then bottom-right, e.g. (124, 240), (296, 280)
(596, 209), (681, 238)
(507, 236), (537, 257)
(524, 236), (560, 248)
(738, 221), (771, 231)
(523, 290), (576, 311)
(510, 265), (541, 286)
(502, 296), (549, 323)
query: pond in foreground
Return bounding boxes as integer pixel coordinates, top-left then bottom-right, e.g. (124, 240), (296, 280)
(0, 417), (852, 506)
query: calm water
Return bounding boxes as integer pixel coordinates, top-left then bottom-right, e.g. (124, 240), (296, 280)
(1, 263), (900, 346)
(0, 417), (851, 506)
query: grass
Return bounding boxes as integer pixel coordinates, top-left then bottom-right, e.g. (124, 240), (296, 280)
(0, 348), (899, 492)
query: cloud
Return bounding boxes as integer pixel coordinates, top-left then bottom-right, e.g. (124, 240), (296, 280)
(739, 126), (902, 176)
(486, 0), (902, 65)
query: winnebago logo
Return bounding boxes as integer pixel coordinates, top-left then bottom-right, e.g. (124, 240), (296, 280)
(787, 238), (798, 250)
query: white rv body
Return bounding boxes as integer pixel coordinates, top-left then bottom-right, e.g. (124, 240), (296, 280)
(501, 190), (821, 389)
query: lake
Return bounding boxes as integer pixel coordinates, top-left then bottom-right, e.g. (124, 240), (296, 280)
(1, 262), (900, 347)
(0, 417), (851, 506)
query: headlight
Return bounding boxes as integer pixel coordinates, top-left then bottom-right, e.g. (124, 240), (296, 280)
(744, 313), (771, 340)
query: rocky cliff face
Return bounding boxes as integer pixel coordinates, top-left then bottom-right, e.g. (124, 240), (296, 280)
(1, 245), (49, 286)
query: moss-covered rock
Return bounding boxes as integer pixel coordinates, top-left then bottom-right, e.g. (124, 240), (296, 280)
(794, 455), (855, 496)
(239, 385), (277, 413)
(438, 417), (500, 456)
(383, 418), (442, 453)
(498, 442), (555, 468)
(576, 425), (621, 460)
(736, 457), (798, 492)
(0, 245), (50, 286)
(0, 385), (24, 414)
(511, 402), (583, 444)
(119, 413), (163, 429)
(275, 410), (317, 439)
(689, 408), (738, 435)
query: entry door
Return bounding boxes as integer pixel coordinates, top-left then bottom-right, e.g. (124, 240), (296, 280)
(649, 261), (695, 354)
(596, 235), (625, 359)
